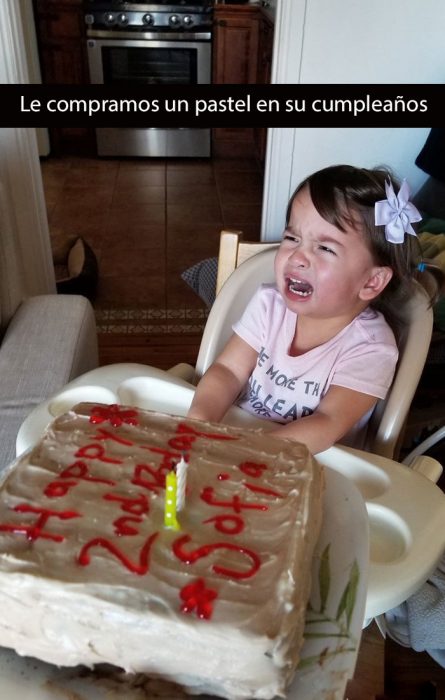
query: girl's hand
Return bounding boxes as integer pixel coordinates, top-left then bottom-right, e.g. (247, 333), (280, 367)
(187, 334), (257, 424)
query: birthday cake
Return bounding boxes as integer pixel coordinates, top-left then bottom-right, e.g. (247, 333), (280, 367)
(0, 403), (323, 700)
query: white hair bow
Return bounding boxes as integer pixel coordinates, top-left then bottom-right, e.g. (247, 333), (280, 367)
(374, 179), (422, 244)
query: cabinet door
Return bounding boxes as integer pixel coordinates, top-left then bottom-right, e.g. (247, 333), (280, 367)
(254, 15), (274, 164)
(257, 15), (274, 85)
(34, 0), (88, 84)
(212, 7), (261, 158)
(33, 0), (93, 155)
(213, 11), (260, 84)
(34, 0), (85, 43)
(39, 44), (86, 85)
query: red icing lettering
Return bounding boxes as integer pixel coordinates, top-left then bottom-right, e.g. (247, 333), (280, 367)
(89, 404), (139, 427)
(168, 435), (194, 452)
(243, 482), (284, 499)
(180, 578), (218, 620)
(217, 473), (230, 481)
(78, 532), (159, 574)
(61, 461), (117, 487)
(44, 480), (77, 498)
(91, 428), (133, 446)
(238, 461), (268, 478)
(176, 422), (237, 442)
(132, 463), (166, 496)
(103, 492), (149, 516)
(75, 444), (122, 464)
(145, 446), (180, 470)
(201, 487), (267, 513)
(113, 515), (143, 536)
(0, 504), (80, 542)
(43, 461), (117, 499)
(172, 535), (260, 579)
(203, 514), (244, 535)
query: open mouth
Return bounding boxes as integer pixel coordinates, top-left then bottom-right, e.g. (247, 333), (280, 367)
(287, 277), (313, 298)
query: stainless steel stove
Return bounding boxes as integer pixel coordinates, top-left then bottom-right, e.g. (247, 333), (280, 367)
(85, 1), (213, 35)
(84, 0), (213, 157)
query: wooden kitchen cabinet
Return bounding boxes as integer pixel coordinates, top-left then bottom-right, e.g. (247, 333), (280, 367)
(256, 13), (274, 86)
(213, 5), (260, 84)
(254, 12), (274, 164)
(212, 4), (273, 162)
(34, 0), (87, 84)
(33, 0), (94, 155)
(212, 4), (260, 158)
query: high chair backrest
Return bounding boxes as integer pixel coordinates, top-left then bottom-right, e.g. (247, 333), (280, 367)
(365, 285), (433, 459)
(215, 230), (276, 295)
(195, 230), (434, 461)
(196, 231), (278, 378)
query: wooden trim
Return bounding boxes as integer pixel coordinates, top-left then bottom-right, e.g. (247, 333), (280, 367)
(261, 0), (307, 241)
(262, 127), (295, 241)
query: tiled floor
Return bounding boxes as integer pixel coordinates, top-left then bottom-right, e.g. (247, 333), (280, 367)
(41, 155), (264, 367)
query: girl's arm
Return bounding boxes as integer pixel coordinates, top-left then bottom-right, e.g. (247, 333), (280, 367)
(267, 385), (378, 455)
(188, 334), (258, 423)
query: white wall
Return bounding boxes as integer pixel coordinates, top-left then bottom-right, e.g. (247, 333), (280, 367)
(300, 0), (445, 84)
(262, 0), (445, 240)
(288, 130), (429, 193)
(263, 127), (430, 241)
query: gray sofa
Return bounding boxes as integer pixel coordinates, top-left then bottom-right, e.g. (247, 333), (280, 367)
(0, 294), (98, 472)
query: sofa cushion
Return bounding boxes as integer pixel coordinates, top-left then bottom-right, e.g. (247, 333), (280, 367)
(0, 294), (98, 472)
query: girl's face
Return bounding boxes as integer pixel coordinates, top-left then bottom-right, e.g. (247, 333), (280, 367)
(274, 186), (392, 325)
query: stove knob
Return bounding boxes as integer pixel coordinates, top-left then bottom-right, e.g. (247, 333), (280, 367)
(103, 12), (116, 25)
(169, 14), (181, 27)
(117, 13), (129, 26)
(84, 14), (95, 26)
(142, 13), (154, 26)
(183, 15), (194, 27)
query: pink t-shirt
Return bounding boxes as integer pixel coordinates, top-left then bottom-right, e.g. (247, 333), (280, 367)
(232, 284), (399, 447)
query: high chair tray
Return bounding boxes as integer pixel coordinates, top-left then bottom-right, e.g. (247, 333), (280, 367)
(0, 465), (368, 700)
(17, 362), (445, 623)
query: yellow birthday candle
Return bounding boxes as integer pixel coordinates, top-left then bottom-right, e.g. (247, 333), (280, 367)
(164, 471), (180, 531)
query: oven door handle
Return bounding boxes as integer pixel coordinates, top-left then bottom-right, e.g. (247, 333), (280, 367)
(86, 30), (212, 42)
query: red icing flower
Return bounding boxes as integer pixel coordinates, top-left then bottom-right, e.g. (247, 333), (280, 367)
(180, 578), (218, 620)
(89, 404), (139, 427)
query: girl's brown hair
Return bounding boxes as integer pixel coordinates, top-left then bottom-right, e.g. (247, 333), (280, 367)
(286, 164), (442, 335)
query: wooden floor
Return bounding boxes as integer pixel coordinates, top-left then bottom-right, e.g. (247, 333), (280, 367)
(41, 154), (445, 700)
(346, 622), (385, 699)
(347, 620), (445, 700)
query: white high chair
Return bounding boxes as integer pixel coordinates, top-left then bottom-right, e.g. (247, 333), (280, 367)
(16, 231), (445, 623)
(166, 229), (445, 619)
(171, 230), (442, 467)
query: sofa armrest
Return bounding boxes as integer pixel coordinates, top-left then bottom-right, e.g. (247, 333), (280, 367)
(0, 294), (98, 471)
